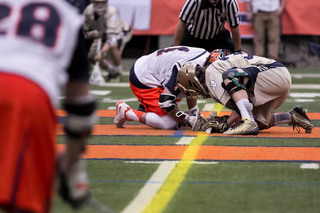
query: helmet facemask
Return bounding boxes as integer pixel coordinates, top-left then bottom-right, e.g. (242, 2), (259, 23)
(177, 62), (210, 99)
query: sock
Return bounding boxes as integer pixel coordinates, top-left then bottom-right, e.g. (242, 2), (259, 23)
(114, 64), (123, 74)
(108, 63), (115, 71)
(236, 99), (254, 121)
(125, 109), (143, 122)
(272, 112), (292, 126)
(145, 113), (177, 129)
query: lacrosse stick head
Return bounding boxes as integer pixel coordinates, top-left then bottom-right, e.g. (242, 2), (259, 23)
(89, 64), (106, 86)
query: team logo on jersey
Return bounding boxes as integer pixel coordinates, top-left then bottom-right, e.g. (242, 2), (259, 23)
(210, 80), (217, 91)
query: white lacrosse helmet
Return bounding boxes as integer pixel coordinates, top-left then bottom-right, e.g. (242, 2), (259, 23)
(177, 62), (210, 98)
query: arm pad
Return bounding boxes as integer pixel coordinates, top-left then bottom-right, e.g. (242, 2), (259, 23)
(222, 68), (247, 95)
(159, 93), (177, 112)
(63, 94), (97, 139)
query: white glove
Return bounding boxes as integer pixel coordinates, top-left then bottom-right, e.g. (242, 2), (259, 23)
(88, 30), (102, 39)
(58, 154), (91, 209)
(190, 112), (206, 131)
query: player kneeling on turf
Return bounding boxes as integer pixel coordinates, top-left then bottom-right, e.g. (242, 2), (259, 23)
(177, 49), (314, 135)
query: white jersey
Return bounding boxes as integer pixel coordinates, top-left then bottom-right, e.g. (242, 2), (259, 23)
(0, 0), (83, 106)
(134, 46), (209, 89)
(249, 0), (281, 14)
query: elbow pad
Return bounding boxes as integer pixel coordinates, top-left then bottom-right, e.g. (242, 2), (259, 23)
(159, 93), (177, 113)
(63, 94), (97, 139)
(222, 68), (248, 95)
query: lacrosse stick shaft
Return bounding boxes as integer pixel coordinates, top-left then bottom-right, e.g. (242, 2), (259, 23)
(87, 196), (116, 213)
(90, 38), (105, 85)
(94, 38), (102, 71)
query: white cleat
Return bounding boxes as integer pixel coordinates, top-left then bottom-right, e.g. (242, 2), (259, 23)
(114, 101), (131, 128)
(223, 118), (259, 135)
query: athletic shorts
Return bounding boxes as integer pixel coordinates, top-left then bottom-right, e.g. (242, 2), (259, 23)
(129, 81), (167, 116)
(250, 66), (291, 129)
(0, 73), (57, 213)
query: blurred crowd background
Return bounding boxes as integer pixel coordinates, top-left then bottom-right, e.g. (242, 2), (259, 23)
(109, 0), (320, 68)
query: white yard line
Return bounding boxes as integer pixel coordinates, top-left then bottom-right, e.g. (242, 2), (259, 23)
(290, 93), (320, 98)
(175, 137), (194, 145)
(121, 161), (178, 213)
(121, 137), (193, 213)
(125, 160), (219, 165)
(291, 84), (320, 89)
(291, 74), (320, 79)
(300, 163), (319, 169)
(202, 103), (215, 111)
(90, 90), (111, 96)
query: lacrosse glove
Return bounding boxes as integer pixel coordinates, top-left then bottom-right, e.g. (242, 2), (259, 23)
(58, 155), (91, 209)
(191, 111), (230, 133)
(204, 114), (230, 133)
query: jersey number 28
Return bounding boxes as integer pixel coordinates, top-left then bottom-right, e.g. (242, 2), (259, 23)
(0, 3), (60, 47)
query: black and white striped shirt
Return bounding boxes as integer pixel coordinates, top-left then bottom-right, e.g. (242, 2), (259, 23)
(180, 0), (240, 39)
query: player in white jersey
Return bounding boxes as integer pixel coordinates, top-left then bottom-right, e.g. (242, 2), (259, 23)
(114, 46), (210, 129)
(0, 0), (97, 212)
(177, 49), (313, 135)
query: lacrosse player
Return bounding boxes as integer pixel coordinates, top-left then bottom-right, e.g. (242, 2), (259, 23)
(177, 49), (314, 135)
(0, 0), (97, 212)
(84, 0), (132, 82)
(114, 46), (210, 129)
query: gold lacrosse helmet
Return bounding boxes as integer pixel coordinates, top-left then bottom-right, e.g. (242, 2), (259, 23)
(177, 62), (210, 98)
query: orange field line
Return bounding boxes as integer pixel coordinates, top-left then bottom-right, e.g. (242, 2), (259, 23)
(55, 110), (320, 120)
(56, 124), (320, 138)
(56, 144), (320, 162)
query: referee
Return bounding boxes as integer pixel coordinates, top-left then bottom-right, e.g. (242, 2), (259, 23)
(173, 0), (241, 53)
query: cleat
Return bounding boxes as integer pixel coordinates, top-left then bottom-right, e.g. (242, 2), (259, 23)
(223, 118), (259, 135)
(289, 105), (313, 133)
(114, 101), (131, 128)
(108, 69), (122, 82)
(108, 73), (121, 82)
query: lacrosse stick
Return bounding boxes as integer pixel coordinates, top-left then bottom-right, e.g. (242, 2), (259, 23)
(85, 196), (116, 213)
(89, 38), (106, 86)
